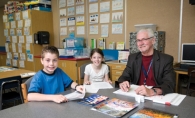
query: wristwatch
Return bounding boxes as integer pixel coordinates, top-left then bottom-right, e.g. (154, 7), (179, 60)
(152, 88), (157, 95)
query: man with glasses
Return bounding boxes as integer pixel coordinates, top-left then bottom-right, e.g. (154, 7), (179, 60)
(118, 28), (175, 96)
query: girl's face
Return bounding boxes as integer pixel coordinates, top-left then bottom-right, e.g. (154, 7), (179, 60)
(90, 52), (103, 67)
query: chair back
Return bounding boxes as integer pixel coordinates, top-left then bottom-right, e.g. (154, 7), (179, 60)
(186, 67), (195, 95)
(78, 62), (111, 85)
(0, 80), (23, 110)
(21, 76), (33, 103)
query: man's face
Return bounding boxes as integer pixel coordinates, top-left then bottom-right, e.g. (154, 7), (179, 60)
(136, 31), (155, 55)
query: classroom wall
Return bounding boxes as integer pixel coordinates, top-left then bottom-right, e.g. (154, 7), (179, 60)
(1, 0), (195, 63)
(0, 7), (5, 46)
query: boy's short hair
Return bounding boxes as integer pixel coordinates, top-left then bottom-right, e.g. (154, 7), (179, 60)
(41, 46), (59, 58)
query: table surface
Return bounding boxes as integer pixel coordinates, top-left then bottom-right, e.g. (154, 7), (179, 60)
(0, 66), (34, 79)
(0, 88), (194, 118)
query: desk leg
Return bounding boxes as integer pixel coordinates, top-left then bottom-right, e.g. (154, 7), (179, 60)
(175, 73), (179, 93)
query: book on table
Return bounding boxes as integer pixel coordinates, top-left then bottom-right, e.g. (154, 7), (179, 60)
(78, 94), (109, 106)
(91, 98), (139, 117)
(129, 107), (178, 118)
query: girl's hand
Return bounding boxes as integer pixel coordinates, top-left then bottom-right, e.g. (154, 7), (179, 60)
(84, 81), (91, 85)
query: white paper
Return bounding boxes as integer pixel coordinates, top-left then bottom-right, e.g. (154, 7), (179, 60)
(5, 43), (9, 52)
(12, 43), (16, 52)
(11, 21), (16, 28)
(22, 10), (29, 19)
(24, 27), (30, 35)
(100, 13), (110, 23)
(90, 25), (98, 34)
(64, 91), (85, 101)
(19, 36), (25, 43)
(26, 35), (33, 43)
(68, 17), (75, 26)
(10, 29), (15, 36)
(25, 19), (31, 27)
(7, 52), (12, 59)
(60, 18), (67, 26)
(5, 22), (10, 29)
(83, 84), (99, 93)
(17, 28), (22, 36)
(6, 36), (10, 42)
(19, 60), (25, 68)
(18, 43), (22, 53)
(15, 12), (21, 20)
(77, 26), (85, 35)
(13, 53), (19, 60)
(112, 12), (123, 22)
(100, 1), (110, 12)
(112, 24), (123, 34)
(20, 53), (26, 60)
(18, 20), (23, 28)
(12, 59), (17, 67)
(67, 0), (74, 6)
(60, 9), (66, 17)
(76, 5), (84, 14)
(68, 7), (75, 16)
(12, 36), (17, 43)
(27, 54), (33, 62)
(6, 59), (11, 66)
(112, 0), (123, 11)
(76, 16), (84, 25)
(59, 0), (66, 8)
(89, 3), (98, 13)
(60, 27), (67, 35)
(76, 0), (84, 5)
(113, 85), (139, 97)
(4, 29), (8, 36)
(91, 82), (113, 89)
(90, 14), (98, 24)
(101, 25), (109, 37)
(3, 15), (8, 22)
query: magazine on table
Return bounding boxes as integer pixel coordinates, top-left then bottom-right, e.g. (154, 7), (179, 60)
(78, 94), (109, 106)
(91, 98), (139, 117)
(129, 107), (178, 118)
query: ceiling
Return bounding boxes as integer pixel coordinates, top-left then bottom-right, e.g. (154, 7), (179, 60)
(0, 0), (26, 8)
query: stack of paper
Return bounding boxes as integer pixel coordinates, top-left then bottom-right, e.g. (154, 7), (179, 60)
(20, 72), (36, 78)
(84, 82), (113, 93)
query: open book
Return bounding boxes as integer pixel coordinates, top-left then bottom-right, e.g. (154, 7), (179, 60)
(92, 98), (139, 117)
(129, 107), (178, 118)
(113, 84), (186, 106)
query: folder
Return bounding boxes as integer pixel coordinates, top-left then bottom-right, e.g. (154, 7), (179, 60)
(91, 39), (96, 49)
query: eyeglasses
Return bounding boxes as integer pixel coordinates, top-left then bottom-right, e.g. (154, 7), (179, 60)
(136, 37), (153, 43)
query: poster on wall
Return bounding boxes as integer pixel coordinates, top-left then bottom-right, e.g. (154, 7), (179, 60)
(60, 27), (67, 35)
(76, 0), (84, 5)
(76, 16), (84, 25)
(89, 14), (98, 24)
(101, 24), (109, 37)
(90, 25), (98, 34)
(77, 26), (85, 35)
(68, 7), (75, 16)
(112, 0), (123, 11)
(76, 5), (84, 14)
(89, 3), (98, 13)
(60, 18), (67, 26)
(100, 13), (110, 23)
(100, 1), (110, 12)
(59, 0), (66, 8)
(68, 17), (76, 26)
(67, 0), (74, 6)
(60, 9), (66, 17)
(112, 24), (123, 34)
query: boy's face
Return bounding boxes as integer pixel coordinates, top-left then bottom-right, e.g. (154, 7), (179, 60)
(41, 52), (58, 74)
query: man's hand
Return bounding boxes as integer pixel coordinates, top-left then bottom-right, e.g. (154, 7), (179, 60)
(119, 81), (130, 92)
(135, 85), (154, 96)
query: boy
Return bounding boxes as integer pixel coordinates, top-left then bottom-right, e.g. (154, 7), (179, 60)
(28, 46), (84, 103)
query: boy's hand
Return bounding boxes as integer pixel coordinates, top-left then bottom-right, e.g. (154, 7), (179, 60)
(52, 95), (68, 103)
(84, 81), (91, 85)
(106, 79), (112, 84)
(76, 85), (85, 94)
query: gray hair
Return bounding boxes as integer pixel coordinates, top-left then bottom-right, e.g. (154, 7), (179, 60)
(137, 28), (155, 38)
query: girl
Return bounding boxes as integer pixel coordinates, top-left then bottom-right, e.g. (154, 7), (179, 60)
(84, 48), (112, 85)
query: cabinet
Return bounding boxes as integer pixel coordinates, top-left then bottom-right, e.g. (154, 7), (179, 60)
(3, 10), (53, 71)
(107, 61), (126, 83)
(0, 53), (6, 66)
(58, 59), (90, 82)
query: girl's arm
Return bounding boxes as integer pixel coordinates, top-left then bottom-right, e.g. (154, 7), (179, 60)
(104, 73), (112, 84)
(84, 74), (91, 84)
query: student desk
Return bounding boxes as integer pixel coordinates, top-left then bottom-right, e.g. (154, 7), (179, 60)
(0, 89), (194, 118)
(0, 67), (35, 84)
(175, 70), (188, 93)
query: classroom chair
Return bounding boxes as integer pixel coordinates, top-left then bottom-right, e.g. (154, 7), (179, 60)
(186, 67), (195, 96)
(0, 80), (24, 110)
(21, 76), (33, 103)
(78, 62), (111, 85)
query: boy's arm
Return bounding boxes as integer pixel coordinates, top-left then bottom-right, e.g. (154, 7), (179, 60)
(71, 82), (84, 93)
(28, 93), (68, 103)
